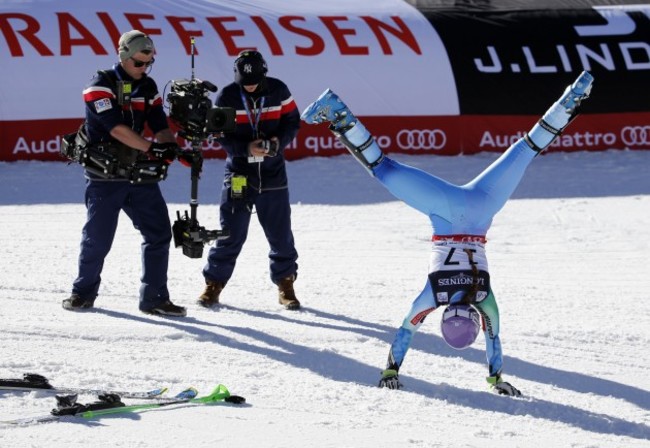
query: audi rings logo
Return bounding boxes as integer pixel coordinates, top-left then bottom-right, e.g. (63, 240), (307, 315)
(396, 129), (447, 151)
(621, 126), (650, 146)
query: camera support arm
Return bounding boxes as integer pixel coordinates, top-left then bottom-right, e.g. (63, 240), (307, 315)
(169, 36), (231, 259)
(172, 141), (229, 259)
(188, 141), (202, 226)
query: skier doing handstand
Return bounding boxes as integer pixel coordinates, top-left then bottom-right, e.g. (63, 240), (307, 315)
(301, 72), (594, 396)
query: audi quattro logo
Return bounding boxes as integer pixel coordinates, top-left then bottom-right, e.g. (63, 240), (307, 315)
(396, 129), (447, 151)
(621, 126), (650, 147)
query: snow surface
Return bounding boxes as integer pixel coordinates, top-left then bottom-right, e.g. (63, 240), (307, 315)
(0, 150), (649, 447)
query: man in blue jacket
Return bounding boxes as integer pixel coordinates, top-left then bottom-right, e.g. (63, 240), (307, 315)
(63, 30), (187, 316)
(198, 50), (301, 310)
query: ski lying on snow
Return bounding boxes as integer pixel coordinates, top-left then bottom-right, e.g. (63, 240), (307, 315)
(0, 373), (168, 400)
(1, 385), (245, 426)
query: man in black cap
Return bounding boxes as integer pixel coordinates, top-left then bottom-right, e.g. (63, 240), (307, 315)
(63, 30), (188, 317)
(197, 50), (302, 310)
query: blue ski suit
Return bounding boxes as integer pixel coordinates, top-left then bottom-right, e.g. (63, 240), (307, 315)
(373, 139), (537, 377)
(301, 70), (592, 388)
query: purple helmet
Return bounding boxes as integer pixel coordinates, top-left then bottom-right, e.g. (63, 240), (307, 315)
(440, 304), (481, 350)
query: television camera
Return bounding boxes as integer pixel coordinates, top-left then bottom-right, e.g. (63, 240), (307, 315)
(167, 78), (235, 142)
(167, 38), (234, 259)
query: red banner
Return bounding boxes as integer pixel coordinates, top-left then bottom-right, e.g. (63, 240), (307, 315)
(3, 112), (648, 162)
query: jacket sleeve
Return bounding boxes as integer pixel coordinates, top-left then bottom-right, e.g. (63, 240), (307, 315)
(83, 74), (123, 133)
(274, 83), (300, 154)
(143, 78), (170, 135)
(215, 88), (251, 158)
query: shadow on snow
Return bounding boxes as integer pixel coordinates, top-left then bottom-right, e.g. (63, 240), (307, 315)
(94, 305), (650, 440)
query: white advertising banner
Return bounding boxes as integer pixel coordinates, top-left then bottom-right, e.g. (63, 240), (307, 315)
(0, 0), (458, 121)
(1, 0), (648, 161)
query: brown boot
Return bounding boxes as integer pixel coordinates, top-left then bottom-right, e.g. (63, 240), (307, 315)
(278, 275), (301, 310)
(198, 280), (225, 308)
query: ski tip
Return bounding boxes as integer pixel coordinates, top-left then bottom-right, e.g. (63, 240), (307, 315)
(148, 387), (169, 397)
(175, 387), (199, 400)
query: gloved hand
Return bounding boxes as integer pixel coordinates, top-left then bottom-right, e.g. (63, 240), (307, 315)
(177, 150), (195, 168)
(148, 142), (178, 164)
(260, 139), (278, 156)
(487, 374), (522, 397)
(378, 369), (402, 390)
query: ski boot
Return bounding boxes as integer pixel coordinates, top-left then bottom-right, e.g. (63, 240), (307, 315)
(300, 88), (357, 132)
(301, 89), (384, 173)
(526, 71), (594, 152)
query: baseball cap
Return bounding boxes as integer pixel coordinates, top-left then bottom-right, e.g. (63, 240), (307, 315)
(118, 30), (155, 60)
(234, 50), (267, 86)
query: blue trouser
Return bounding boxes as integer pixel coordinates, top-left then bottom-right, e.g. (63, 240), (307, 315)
(72, 180), (172, 310)
(203, 186), (298, 284)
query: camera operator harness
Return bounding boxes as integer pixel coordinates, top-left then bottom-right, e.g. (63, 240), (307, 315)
(60, 70), (168, 184)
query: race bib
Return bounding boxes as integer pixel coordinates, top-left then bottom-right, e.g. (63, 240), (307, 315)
(428, 269), (490, 306)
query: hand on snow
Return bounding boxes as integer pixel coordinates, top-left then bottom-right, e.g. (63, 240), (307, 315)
(487, 374), (522, 397)
(378, 369), (402, 390)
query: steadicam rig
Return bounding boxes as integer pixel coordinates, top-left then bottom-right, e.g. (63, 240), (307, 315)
(171, 146), (228, 259)
(172, 211), (227, 259)
(167, 38), (232, 258)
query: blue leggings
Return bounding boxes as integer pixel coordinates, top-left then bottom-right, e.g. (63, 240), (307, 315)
(373, 138), (536, 236)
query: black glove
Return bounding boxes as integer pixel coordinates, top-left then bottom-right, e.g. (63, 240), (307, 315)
(177, 150), (195, 168)
(378, 369), (402, 390)
(261, 139), (278, 156)
(148, 142), (178, 164)
(487, 374), (522, 397)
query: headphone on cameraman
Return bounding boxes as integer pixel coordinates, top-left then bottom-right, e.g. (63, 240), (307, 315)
(118, 31), (154, 61)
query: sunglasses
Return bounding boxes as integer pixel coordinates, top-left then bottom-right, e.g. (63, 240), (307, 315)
(130, 56), (155, 68)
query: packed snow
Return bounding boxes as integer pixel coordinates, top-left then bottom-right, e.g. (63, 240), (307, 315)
(0, 149), (649, 447)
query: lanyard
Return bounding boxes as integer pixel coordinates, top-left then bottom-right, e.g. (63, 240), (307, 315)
(240, 91), (265, 138)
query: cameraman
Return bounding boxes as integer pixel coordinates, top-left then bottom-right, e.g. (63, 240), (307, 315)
(62, 30), (187, 317)
(198, 50), (301, 310)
